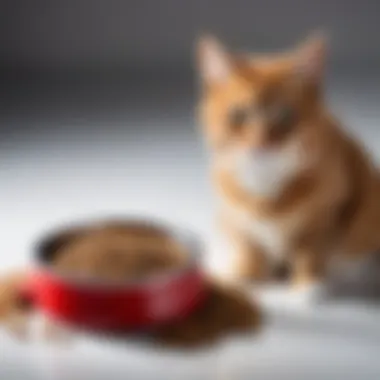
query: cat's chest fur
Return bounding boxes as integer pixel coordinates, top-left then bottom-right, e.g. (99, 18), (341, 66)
(246, 216), (287, 259)
(220, 196), (299, 261)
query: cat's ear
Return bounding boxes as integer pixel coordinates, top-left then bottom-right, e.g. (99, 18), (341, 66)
(294, 32), (328, 82)
(197, 35), (232, 85)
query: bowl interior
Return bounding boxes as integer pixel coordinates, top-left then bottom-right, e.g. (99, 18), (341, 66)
(34, 219), (202, 286)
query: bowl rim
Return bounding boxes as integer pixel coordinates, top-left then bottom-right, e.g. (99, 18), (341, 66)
(31, 215), (204, 290)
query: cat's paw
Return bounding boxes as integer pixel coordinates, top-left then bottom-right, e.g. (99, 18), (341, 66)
(287, 282), (327, 308)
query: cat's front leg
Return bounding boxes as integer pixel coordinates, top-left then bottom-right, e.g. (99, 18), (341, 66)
(219, 218), (270, 283)
(231, 237), (270, 283)
(289, 246), (328, 304)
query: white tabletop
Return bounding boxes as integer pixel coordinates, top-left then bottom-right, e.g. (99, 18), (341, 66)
(2, 77), (380, 379)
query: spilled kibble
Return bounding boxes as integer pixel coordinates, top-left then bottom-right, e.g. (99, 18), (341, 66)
(154, 279), (261, 348)
(0, 270), (34, 340)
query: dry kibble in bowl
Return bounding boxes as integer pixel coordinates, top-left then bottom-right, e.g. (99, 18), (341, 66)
(51, 224), (188, 281)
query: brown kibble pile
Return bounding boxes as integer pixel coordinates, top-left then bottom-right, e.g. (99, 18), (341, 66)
(0, 271), (32, 320)
(154, 280), (261, 348)
(0, 223), (261, 348)
(0, 271), (34, 339)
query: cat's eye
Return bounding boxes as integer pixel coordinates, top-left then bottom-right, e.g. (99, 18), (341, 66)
(269, 105), (296, 128)
(228, 107), (249, 129)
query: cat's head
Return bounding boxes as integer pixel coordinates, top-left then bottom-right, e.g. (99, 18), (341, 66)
(196, 33), (328, 197)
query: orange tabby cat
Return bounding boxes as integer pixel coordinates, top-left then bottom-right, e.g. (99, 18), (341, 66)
(197, 33), (380, 300)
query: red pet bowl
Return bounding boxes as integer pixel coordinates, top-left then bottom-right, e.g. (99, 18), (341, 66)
(23, 219), (207, 330)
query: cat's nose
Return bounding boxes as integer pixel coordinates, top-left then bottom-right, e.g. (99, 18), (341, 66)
(247, 140), (273, 156)
(244, 124), (270, 151)
(249, 147), (268, 158)
(242, 139), (270, 155)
